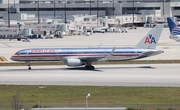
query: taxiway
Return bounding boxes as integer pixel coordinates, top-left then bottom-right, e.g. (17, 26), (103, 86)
(0, 64), (179, 87)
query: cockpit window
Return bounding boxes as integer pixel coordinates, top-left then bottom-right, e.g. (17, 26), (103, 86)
(14, 52), (20, 55)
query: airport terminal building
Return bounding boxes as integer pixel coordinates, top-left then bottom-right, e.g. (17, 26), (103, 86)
(0, 0), (179, 19)
(0, 0), (179, 26)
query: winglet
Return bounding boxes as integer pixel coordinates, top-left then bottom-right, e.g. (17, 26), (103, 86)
(135, 24), (164, 49)
(99, 47), (116, 61)
(98, 43), (102, 48)
(110, 47), (116, 56)
(109, 47), (116, 56)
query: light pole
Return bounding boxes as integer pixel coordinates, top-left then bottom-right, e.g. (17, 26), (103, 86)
(38, 101), (41, 108)
(112, 0), (114, 16)
(64, 1), (67, 23)
(54, 0), (56, 18)
(97, 0), (99, 27)
(86, 93), (90, 110)
(90, 0), (91, 15)
(37, 0), (40, 24)
(8, 0), (10, 28)
(163, 0), (165, 17)
(132, 0), (134, 26)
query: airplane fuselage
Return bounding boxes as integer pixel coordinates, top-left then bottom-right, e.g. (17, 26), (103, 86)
(11, 48), (163, 62)
(169, 35), (180, 42)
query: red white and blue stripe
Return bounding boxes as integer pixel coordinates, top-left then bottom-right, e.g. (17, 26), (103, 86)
(10, 47), (162, 62)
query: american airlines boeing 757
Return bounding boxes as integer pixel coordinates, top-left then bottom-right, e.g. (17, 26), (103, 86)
(11, 24), (164, 70)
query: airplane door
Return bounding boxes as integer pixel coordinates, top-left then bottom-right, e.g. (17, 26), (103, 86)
(25, 51), (29, 61)
(57, 49), (61, 61)
(133, 49), (139, 59)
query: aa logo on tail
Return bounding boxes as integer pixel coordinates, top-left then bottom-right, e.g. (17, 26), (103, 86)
(144, 34), (156, 44)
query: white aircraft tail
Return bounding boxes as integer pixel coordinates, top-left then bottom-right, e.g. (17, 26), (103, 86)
(135, 24), (164, 49)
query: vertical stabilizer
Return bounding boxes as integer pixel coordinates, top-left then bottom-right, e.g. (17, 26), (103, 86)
(167, 17), (180, 35)
(135, 24), (164, 49)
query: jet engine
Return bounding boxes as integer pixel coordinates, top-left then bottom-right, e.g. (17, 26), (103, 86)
(66, 59), (84, 66)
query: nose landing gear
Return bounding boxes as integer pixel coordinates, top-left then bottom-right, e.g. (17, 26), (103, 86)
(26, 61), (31, 70)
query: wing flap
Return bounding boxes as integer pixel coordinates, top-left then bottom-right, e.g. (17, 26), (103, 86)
(61, 56), (106, 62)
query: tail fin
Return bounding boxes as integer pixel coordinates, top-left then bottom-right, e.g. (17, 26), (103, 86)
(167, 17), (177, 33)
(135, 24), (164, 49)
(167, 17), (180, 35)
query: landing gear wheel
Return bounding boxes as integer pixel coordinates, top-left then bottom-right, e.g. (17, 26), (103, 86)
(26, 61), (31, 70)
(85, 61), (95, 70)
(85, 65), (95, 70)
(28, 67), (31, 70)
(90, 66), (95, 70)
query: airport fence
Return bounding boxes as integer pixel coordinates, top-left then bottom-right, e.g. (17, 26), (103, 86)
(1, 103), (180, 110)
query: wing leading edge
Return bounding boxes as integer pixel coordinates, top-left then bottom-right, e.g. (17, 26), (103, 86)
(61, 47), (116, 62)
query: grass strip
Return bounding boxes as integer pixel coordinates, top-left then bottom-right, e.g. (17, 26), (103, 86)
(0, 85), (180, 110)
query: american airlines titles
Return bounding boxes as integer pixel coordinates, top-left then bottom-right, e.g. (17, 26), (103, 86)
(30, 49), (55, 53)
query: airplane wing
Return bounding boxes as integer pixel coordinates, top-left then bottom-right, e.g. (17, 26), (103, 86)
(61, 56), (106, 62)
(79, 56), (106, 61)
(61, 47), (116, 62)
(81, 47), (115, 61)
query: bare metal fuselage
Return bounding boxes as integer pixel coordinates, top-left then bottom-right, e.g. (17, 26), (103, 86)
(10, 48), (163, 62)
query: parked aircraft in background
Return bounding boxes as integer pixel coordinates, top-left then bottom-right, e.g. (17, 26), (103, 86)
(11, 24), (164, 70)
(167, 17), (180, 42)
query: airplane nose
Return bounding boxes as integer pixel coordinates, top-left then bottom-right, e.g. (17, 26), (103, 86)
(10, 55), (15, 61)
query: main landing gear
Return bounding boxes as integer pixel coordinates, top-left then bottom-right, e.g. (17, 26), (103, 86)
(85, 62), (95, 70)
(26, 61), (31, 70)
(85, 65), (95, 70)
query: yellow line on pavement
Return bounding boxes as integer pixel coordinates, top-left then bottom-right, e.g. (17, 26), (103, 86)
(0, 56), (7, 62)
(0, 42), (11, 47)
(2, 56), (7, 61)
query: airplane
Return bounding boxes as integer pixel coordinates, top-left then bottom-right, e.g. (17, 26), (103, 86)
(10, 24), (164, 70)
(167, 17), (180, 42)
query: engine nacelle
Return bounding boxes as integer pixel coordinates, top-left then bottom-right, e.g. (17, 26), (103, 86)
(66, 59), (84, 66)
